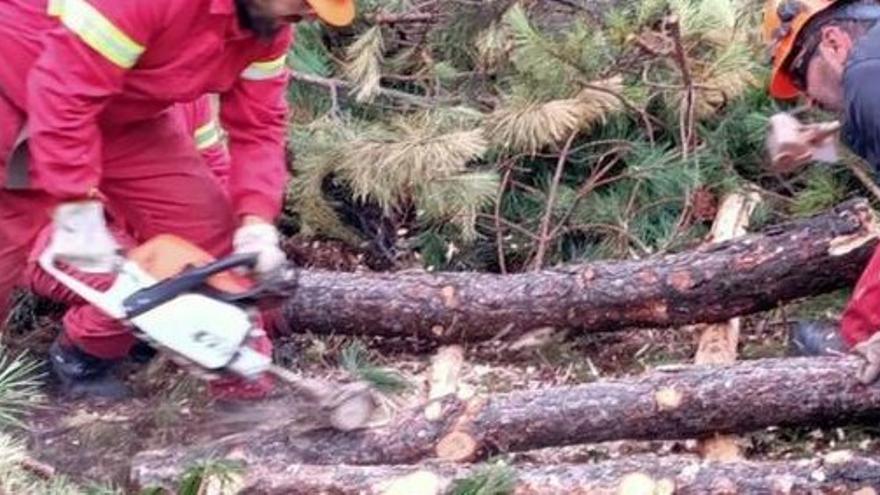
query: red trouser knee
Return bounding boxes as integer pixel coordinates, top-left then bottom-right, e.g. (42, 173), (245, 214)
(19, 114), (238, 359)
(3, 112), (273, 398)
(841, 244), (880, 347)
(24, 218), (137, 359)
(0, 191), (55, 326)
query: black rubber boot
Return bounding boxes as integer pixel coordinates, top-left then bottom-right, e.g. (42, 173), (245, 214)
(48, 336), (132, 401)
(787, 319), (848, 357)
(127, 341), (158, 364)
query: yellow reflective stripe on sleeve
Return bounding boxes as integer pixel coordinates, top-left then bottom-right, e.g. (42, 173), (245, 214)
(48, 0), (145, 69)
(194, 120), (221, 150)
(241, 54), (287, 80)
(47, 0), (64, 16)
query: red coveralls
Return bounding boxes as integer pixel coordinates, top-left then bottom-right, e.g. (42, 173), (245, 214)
(842, 249), (880, 347)
(0, 0), (290, 398)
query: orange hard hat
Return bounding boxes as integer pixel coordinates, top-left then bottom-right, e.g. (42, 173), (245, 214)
(762, 0), (838, 100)
(763, 0), (880, 100)
(306, 0), (356, 27)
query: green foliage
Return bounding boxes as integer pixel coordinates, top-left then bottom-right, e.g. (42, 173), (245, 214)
(287, 22), (334, 120)
(448, 461), (517, 495)
(177, 459), (244, 495)
(282, 0), (855, 272)
(340, 341), (412, 395)
(0, 347), (44, 430)
(791, 167), (847, 218)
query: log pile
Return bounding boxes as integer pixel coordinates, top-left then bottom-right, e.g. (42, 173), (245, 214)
(131, 356), (880, 489)
(206, 454), (880, 494)
(128, 199), (880, 494)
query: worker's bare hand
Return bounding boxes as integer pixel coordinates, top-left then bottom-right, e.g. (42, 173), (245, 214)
(852, 332), (880, 385)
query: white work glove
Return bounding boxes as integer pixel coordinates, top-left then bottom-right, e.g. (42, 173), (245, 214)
(853, 332), (880, 385)
(232, 221), (286, 277)
(47, 200), (122, 273)
(765, 113), (840, 175)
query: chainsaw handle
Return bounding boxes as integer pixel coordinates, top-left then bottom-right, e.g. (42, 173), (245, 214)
(198, 264), (297, 308)
(123, 252), (258, 317)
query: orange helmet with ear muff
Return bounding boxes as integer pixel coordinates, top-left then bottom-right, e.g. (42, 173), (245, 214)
(763, 0), (880, 100)
(305, 0), (355, 27)
(763, 0), (839, 100)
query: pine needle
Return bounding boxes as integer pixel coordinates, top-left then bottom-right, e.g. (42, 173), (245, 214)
(340, 124), (488, 211)
(340, 342), (412, 395)
(0, 347), (45, 430)
(448, 461), (517, 495)
(484, 77), (623, 155)
(416, 171), (500, 241)
(344, 26), (385, 103)
(475, 22), (512, 70)
(177, 459), (244, 495)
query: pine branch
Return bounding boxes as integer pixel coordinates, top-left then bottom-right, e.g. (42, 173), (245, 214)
(667, 15), (696, 157)
(372, 12), (438, 24)
(494, 160), (516, 274)
(344, 26), (386, 103)
(531, 131), (577, 270)
(290, 71), (450, 108)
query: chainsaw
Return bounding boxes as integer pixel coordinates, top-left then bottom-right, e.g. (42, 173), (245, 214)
(38, 234), (376, 432)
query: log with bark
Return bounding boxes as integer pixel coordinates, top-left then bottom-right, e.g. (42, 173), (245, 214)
(274, 198), (878, 343)
(131, 356), (880, 486)
(183, 454), (880, 494)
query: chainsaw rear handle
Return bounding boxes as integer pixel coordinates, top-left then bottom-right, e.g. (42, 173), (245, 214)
(123, 252), (258, 317)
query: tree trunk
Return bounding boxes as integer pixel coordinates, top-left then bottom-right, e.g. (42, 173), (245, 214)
(190, 455), (880, 495)
(131, 356), (880, 484)
(276, 198), (878, 343)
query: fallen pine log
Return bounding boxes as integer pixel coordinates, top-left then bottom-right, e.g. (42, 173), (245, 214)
(276, 198), (879, 343)
(131, 356), (880, 485)
(186, 454), (880, 495)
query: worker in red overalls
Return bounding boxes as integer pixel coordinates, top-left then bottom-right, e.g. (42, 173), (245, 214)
(0, 0), (355, 400)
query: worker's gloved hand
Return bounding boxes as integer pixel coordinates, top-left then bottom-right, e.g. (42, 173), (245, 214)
(47, 200), (122, 273)
(853, 332), (880, 385)
(766, 113), (840, 174)
(233, 220), (286, 277)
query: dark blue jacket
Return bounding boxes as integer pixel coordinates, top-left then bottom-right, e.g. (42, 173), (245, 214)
(843, 23), (880, 175)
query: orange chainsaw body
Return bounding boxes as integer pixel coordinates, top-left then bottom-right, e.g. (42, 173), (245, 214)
(127, 234), (252, 293)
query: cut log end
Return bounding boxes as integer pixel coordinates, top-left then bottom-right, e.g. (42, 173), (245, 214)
(617, 472), (676, 495)
(380, 471), (444, 495)
(435, 431), (478, 462)
(699, 434), (744, 462)
(654, 387), (683, 411)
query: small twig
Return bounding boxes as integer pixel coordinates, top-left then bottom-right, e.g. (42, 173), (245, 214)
(549, 148), (626, 238)
(478, 214), (540, 241)
(562, 223), (652, 255)
(667, 16), (696, 157)
(372, 12), (438, 24)
(844, 159), (880, 204)
(495, 162), (516, 274)
(19, 457), (56, 480)
(531, 131), (578, 270)
(290, 71), (454, 109)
